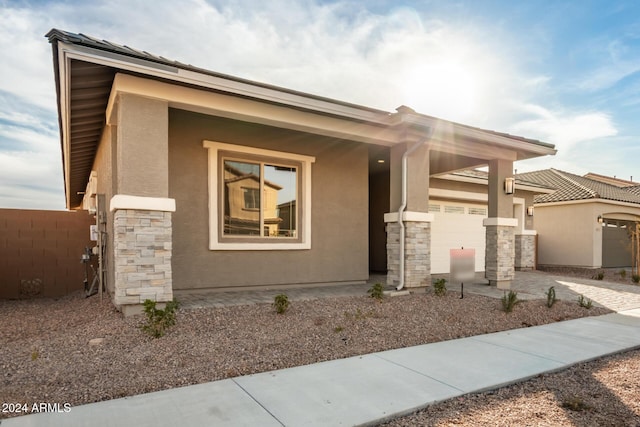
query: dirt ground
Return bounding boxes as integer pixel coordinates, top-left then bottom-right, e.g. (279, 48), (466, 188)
(1, 285), (638, 425)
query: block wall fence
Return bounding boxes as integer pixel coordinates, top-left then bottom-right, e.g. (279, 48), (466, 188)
(0, 209), (94, 299)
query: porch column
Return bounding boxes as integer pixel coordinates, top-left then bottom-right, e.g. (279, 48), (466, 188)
(110, 94), (175, 315)
(385, 141), (432, 289)
(484, 159), (517, 289)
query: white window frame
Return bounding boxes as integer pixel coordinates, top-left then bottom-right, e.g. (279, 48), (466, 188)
(203, 140), (314, 250)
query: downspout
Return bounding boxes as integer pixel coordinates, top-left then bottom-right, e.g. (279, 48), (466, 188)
(397, 130), (433, 291)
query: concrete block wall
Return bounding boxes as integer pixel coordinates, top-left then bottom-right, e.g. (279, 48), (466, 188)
(515, 234), (536, 271)
(0, 209), (94, 299)
(113, 209), (173, 310)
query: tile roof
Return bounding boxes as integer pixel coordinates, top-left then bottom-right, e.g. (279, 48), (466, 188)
(625, 185), (640, 197)
(517, 169), (640, 205)
(584, 172), (639, 187)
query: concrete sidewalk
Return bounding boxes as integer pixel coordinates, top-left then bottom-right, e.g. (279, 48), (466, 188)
(4, 308), (640, 427)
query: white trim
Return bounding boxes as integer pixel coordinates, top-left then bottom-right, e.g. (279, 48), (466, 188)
(203, 140), (316, 164)
(518, 229), (538, 236)
(482, 217), (518, 227)
(384, 211), (434, 223)
(110, 195), (176, 212)
(204, 140), (312, 250)
(535, 198), (640, 209)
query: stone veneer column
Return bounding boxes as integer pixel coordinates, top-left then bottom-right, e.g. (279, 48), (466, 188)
(515, 233), (536, 271)
(484, 218), (517, 289)
(385, 212), (433, 289)
(111, 195), (176, 316)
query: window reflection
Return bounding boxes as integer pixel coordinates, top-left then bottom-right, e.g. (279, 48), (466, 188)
(223, 160), (297, 238)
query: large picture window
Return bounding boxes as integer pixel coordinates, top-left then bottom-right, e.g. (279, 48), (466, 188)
(204, 141), (314, 250)
(223, 159), (298, 238)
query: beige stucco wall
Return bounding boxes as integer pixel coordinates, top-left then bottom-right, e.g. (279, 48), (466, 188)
(536, 203), (599, 267)
(168, 109), (369, 290)
(90, 125), (116, 294)
(116, 94), (169, 197)
(536, 200), (640, 268)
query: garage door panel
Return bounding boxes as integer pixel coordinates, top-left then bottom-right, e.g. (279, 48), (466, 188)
(431, 202), (486, 274)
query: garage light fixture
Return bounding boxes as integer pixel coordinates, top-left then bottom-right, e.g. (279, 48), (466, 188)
(527, 206), (534, 216)
(597, 215), (603, 224)
(504, 177), (515, 195)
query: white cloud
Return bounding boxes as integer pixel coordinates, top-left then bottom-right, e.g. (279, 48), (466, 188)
(0, 0), (633, 208)
(509, 105), (617, 151)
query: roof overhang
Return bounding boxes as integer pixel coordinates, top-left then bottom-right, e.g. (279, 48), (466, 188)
(534, 198), (640, 209)
(47, 29), (557, 209)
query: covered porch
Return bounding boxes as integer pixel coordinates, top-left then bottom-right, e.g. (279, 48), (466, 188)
(368, 106), (556, 291)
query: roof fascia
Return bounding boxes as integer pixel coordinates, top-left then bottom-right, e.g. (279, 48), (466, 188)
(59, 40), (558, 156)
(107, 73), (401, 146)
(396, 113), (557, 159)
(55, 41), (72, 208)
(535, 198), (640, 209)
(58, 41), (392, 126)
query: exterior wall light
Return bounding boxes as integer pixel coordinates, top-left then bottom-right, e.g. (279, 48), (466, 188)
(597, 215), (603, 224)
(527, 206), (534, 216)
(504, 177), (515, 195)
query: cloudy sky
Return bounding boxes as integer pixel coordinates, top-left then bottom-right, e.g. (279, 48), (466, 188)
(1, 0), (639, 209)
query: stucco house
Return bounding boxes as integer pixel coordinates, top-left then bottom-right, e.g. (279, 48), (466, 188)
(46, 29), (556, 314)
(517, 169), (640, 269)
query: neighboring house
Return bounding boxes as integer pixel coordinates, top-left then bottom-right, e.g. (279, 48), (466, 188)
(584, 172), (638, 188)
(518, 169), (640, 269)
(223, 162), (287, 237)
(46, 29), (556, 314)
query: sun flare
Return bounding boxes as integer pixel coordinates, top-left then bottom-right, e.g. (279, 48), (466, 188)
(402, 62), (477, 120)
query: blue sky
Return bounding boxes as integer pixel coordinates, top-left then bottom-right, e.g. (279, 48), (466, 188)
(1, 0), (639, 209)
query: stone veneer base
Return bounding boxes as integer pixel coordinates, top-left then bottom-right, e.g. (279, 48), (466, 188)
(113, 209), (173, 312)
(386, 221), (431, 289)
(515, 234), (536, 271)
(485, 224), (515, 286)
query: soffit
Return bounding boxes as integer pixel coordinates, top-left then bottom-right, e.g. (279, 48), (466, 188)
(67, 60), (116, 208)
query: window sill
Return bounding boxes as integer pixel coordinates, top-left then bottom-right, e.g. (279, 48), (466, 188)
(209, 241), (311, 251)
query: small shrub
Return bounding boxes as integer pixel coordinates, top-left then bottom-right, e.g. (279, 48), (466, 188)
(31, 350), (39, 361)
(561, 396), (590, 412)
(577, 295), (593, 309)
(619, 269), (627, 279)
(432, 278), (447, 296)
(142, 298), (179, 338)
(273, 294), (290, 314)
(333, 326), (344, 333)
(591, 270), (604, 280)
(545, 286), (557, 308)
(501, 290), (520, 313)
(633, 274), (640, 284)
(367, 283), (384, 301)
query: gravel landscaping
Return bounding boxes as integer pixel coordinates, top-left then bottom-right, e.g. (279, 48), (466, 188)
(2, 287), (636, 424)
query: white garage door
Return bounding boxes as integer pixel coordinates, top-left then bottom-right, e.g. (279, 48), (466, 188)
(430, 201), (487, 274)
